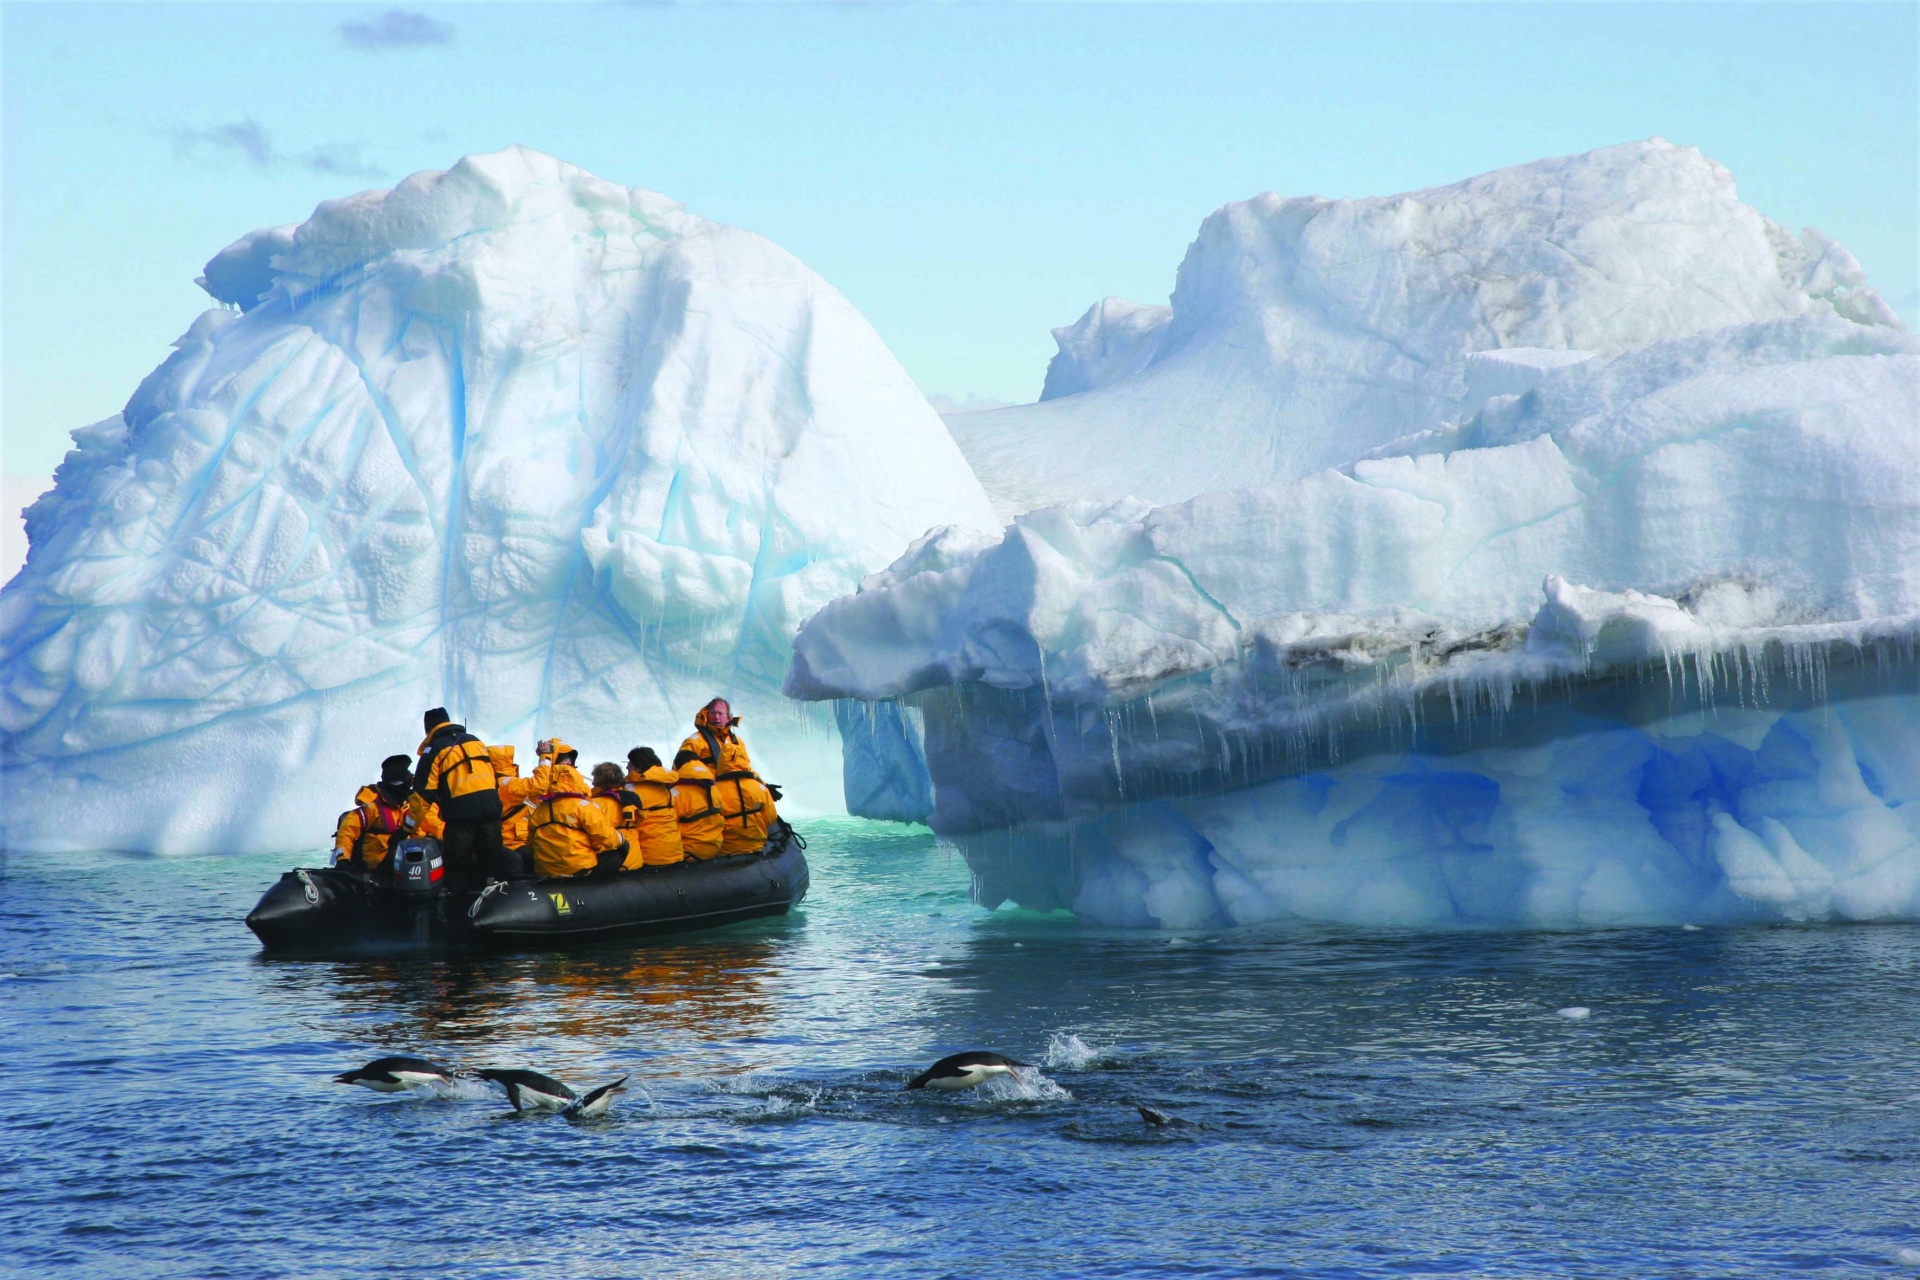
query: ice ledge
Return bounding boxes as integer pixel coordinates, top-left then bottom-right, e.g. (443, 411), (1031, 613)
(934, 600), (1920, 929)
(891, 576), (1919, 834)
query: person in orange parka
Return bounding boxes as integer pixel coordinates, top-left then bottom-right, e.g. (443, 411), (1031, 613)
(412, 707), (510, 886)
(588, 762), (645, 871)
(490, 744), (532, 854)
(523, 753), (629, 878)
(625, 747), (684, 867)
(678, 698), (756, 777)
(670, 749), (726, 860)
(334, 755), (443, 873)
(713, 766), (779, 855)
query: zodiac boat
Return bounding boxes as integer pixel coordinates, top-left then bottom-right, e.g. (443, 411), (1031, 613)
(245, 823), (809, 952)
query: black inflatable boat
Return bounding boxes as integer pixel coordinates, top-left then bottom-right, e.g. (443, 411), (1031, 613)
(245, 822), (809, 953)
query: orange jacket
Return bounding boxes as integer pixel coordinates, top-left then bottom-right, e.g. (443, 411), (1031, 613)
(590, 787), (646, 871)
(679, 708), (756, 777)
(713, 771), (778, 855)
(525, 764), (626, 877)
(490, 746), (531, 849)
(413, 721), (501, 821)
(626, 764), (685, 866)
(671, 758), (726, 859)
(334, 785), (442, 869)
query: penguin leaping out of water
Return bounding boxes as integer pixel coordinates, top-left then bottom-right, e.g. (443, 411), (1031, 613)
(478, 1068), (577, 1112)
(905, 1051), (1031, 1091)
(566, 1075), (629, 1120)
(479, 1068), (630, 1117)
(333, 1056), (455, 1093)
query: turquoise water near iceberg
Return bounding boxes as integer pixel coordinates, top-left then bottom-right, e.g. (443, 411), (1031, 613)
(5, 818), (1920, 1278)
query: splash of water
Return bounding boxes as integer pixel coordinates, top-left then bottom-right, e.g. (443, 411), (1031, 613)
(980, 1070), (1072, 1103)
(1043, 1031), (1118, 1071)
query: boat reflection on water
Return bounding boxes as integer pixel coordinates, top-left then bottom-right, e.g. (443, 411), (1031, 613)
(255, 928), (789, 1075)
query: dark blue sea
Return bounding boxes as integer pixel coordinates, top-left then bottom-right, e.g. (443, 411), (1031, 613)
(5, 819), (1920, 1278)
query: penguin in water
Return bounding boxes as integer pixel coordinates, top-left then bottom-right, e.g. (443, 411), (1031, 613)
(905, 1051), (1031, 1091)
(478, 1069), (576, 1112)
(333, 1056), (455, 1094)
(1136, 1104), (1194, 1129)
(478, 1068), (629, 1117)
(567, 1075), (630, 1120)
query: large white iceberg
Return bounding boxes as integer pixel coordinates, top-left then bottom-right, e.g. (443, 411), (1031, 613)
(947, 139), (1900, 520)
(0, 147), (996, 853)
(794, 143), (1920, 928)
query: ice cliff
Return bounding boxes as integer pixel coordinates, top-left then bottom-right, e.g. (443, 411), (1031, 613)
(794, 141), (1920, 928)
(0, 147), (995, 853)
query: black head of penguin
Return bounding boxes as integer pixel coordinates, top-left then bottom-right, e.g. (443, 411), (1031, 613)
(905, 1051), (1032, 1091)
(334, 1056), (454, 1092)
(478, 1068), (577, 1111)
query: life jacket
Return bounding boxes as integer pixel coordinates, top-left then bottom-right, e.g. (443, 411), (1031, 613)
(590, 787), (645, 871)
(525, 764), (624, 876)
(672, 758), (726, 859)
(626, 764), (685, 866)
(713, 769), (777, 855)
(334, 783), (415, 869)
(590, 786), (641, 831)
(414, 722), (502, 822)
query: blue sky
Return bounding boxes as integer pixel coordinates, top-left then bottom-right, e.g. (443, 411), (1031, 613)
(4, 1), (1916, 483)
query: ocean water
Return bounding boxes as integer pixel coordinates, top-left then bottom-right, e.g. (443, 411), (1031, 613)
(5, 818), (1920, 1279)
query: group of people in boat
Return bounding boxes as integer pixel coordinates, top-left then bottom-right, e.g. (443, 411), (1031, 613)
(332, 698), (778, 887)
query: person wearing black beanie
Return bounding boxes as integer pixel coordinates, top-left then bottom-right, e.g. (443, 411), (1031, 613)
(412, 707), (511, 887)
(333, 754), (439, 874)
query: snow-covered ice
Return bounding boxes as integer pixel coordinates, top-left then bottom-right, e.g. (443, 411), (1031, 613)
(794, 142), (1920, 929)
(948, 139), (1901, 520)
(0, 147), (995, 853)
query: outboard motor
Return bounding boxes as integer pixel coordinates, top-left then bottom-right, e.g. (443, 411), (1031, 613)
(391, 836), (446, 942)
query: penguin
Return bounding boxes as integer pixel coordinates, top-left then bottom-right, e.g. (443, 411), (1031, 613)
(565, 1075), (630, 1120)
(905, 1051), (1031, 1091)
(1137, 1104), (1193, 1128)
(477, 1068), (577, 1112)
(333, 1056), (455, 1093)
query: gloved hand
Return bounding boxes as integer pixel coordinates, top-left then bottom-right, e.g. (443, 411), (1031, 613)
(766, 783), (784, 801)
(536, 738), (554, 760)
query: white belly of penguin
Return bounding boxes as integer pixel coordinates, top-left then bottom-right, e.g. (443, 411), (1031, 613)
(932, 1064), (1011, 1090)
(518, 1088), (574, 1111)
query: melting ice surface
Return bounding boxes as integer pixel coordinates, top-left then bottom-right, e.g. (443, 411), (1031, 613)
(795, 142), (1920, 928)
(0, 147), (995, 853)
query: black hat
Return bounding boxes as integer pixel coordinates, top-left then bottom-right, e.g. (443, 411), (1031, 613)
(423, 707), (450, 733)
(628, 746), (661, 771)
(380, 754), (413, 787)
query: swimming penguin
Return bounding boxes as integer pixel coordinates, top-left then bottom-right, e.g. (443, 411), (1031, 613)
(477, 1068), (578, 1112)
(565, 1075), (630, 1120)
(905, 1051), (1031, 1091)
(333, 1056), (455, 1093)
(1137, 1104), (1193, 1128)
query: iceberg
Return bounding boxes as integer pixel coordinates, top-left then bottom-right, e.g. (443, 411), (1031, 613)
(794, 143), (1920, 928)
(0, 147), (996, 854)
(947, 139), (1901, 520)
